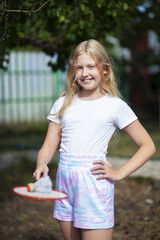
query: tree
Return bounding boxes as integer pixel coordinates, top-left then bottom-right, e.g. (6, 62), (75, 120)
(0, 0), (142, 70)
(117, 0), (160, 118)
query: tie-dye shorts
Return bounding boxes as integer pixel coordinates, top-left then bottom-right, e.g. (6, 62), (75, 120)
(53, 153), (114, 229)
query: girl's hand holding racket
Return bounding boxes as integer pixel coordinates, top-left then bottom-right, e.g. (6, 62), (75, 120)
(90, 160), (122, 182)
(33, 162), (49, 181)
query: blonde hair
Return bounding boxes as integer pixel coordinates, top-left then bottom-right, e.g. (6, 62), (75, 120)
(53, 39), (120, 123)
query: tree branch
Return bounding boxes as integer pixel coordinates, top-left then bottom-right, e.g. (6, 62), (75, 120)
(0, 0), (7, 24)
(5, 0), (50, 13)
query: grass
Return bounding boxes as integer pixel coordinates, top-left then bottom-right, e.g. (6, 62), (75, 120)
(0, 122), (47, 151)
(108, 124), (160, 159)
(0, 157), (35, 202)
(0, 122), (159, 158)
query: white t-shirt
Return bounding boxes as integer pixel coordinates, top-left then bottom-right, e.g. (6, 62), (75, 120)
(47, 94), (138, 155)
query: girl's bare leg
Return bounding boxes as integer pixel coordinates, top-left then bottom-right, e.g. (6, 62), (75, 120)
(81, 228), (113, 240)
(59, 221), (82, 240)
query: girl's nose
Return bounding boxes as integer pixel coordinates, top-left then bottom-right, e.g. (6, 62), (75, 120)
(82, 68), (88, 77)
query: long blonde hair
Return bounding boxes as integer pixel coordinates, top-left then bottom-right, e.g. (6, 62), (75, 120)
(53, 39), (120, 122)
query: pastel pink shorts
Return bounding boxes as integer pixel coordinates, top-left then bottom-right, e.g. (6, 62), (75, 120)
(54, 153), (114, 229)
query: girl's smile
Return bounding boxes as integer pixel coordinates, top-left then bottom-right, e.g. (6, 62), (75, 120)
(80, 77), (94, 84)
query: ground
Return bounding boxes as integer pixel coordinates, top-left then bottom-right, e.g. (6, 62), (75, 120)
(0, 158), (160, 240)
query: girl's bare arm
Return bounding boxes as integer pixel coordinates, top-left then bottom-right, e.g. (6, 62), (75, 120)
(33, 121), (61, 180)
(91, 120), (156, 181)
(116, 119), (156, 180)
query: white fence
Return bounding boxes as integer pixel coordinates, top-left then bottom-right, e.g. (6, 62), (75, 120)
(0, 51), (66, 123)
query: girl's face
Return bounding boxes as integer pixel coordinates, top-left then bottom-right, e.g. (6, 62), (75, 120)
(75, 53), (106, 95)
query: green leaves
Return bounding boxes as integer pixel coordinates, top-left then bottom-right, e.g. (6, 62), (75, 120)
(123, 2), (128, 10)
(18, 32), (25, 38)
(1, 0), (160, 72)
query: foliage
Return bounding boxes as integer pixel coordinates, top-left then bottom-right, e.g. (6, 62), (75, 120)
(0, 0), (143, 70)
(115, 0), (160, 114)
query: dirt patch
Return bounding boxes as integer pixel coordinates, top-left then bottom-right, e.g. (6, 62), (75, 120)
(0, 159), (160, 240)
(114, 178), (160, 240)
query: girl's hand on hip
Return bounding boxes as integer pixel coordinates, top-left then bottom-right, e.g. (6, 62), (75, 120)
(33, 163), (49, 181)
(90, 160), (122, 182)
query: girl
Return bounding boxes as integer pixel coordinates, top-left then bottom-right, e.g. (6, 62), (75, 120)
(33, 39), (156, 240)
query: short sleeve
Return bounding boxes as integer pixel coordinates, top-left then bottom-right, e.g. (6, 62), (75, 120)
(47, 97), (64, 123)
(114, 99), (138, 130)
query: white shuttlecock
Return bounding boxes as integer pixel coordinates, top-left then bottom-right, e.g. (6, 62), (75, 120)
(27, 176), (52, 193)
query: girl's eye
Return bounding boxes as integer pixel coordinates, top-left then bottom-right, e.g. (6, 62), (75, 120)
(89, 65), (94, 69)
(76, 66), (82, 70)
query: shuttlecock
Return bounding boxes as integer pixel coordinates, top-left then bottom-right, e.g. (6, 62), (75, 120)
(27, 176), (52, 193)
